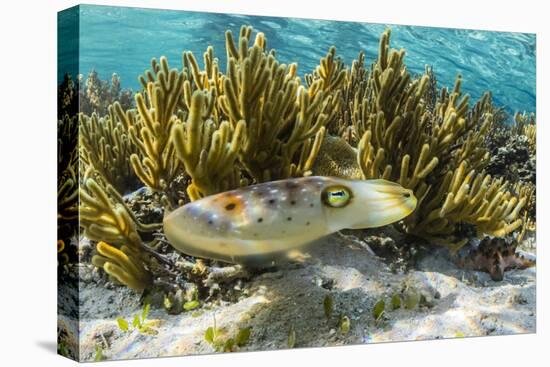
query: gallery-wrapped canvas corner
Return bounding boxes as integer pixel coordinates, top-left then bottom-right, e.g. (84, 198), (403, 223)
(57, 4), (536, 362)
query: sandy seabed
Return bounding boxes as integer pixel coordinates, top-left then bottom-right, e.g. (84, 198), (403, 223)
(59, 230), (535, 362)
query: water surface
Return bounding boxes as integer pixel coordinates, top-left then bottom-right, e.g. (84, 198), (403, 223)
(59, 5), (536, 114)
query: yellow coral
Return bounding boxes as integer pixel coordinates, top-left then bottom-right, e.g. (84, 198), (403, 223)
(334, 29), (529, 249)
(79, 175), (142, 248)
(57, 165), (78, 221)
(79, 108), (138, 192)
(92, 241), (152, 291)
(172, 90), (246, 200)
(514, 111), (536, 152)
(218, 26), (332, 182)
(128, 57), (184, 191)
(57, 240), (69, 265)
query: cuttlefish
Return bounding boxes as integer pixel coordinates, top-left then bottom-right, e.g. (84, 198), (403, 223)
(164, 176), (417, 264)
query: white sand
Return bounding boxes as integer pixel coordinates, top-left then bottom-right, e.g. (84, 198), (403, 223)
(69, 233), (535, 361)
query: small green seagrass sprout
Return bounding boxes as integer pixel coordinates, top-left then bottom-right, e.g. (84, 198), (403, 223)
(235, 328), (251, 347)
(372, 300), (386, 321)
(204, 315), (251, 352)
(340, 315), (351, 334)
(404, 291), (420, 310)
(183, 288), (200, 312)
(94, 345), (105, 362)
(287, 325), (296, 348)
(391, 293), (402, 310)
(57, 340), (68, 358)
(204, 324), (217, 345)
(184, 300), (200, 311)
(323, 294), (334, 319)
(116, 303), (160, 336)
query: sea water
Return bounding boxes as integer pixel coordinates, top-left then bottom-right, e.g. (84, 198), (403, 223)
(59, 4), (536, 114)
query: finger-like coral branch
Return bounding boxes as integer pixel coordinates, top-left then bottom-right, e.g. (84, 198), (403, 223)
(80, 165), (162, 230)
(343, 29), (529, 249)
(218, 26), (331, 181)
(58, 165), (78, 221)
(513, 111), (536, 152)
(80, 175), (156, 290)
(79, 108), (139, 192)
(92, 241), (152, 291)
(172, 90), (246, 200)
(79, 175), (143, 248)
(129, 57), (184, 191)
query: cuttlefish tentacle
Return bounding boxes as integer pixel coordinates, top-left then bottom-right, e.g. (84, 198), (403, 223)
(163, 176), (417, 264)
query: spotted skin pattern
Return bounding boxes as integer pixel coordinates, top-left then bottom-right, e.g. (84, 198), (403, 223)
(456, 237), (536, 281)
(164, 176), (417, 264)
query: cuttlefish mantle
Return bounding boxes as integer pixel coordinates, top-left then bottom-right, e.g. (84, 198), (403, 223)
(163, 176), (417, 264)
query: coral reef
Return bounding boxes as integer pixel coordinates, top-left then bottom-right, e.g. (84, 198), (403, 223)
(80, 70), (134, 116)
(58, 70), (134, 118)
(127, 58), (184, 192)
(172, 90), (245, 200)
(92, 241), (152, 291)
(79, 172), (158, 290)
(314, 29), (531, 249)
(57, 161), (78, 222)
(487, 111), (536, 185)
(73, 25), (535, 293)
(80, 25), (335, 202)
(58, 74), (79, 120)
(79, 109), (140, 193)
(512, 111), (536, 152)
(58, 76), (80, 264)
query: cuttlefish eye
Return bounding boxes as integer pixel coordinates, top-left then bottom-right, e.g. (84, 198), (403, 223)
(322, 185), (352, 208)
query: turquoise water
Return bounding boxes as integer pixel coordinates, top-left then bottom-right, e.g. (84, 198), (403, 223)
(59, 5), (536, 114)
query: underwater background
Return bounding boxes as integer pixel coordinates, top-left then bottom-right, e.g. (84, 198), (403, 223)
(57, 5), (537, 361)
(58, 4), (536, 115)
